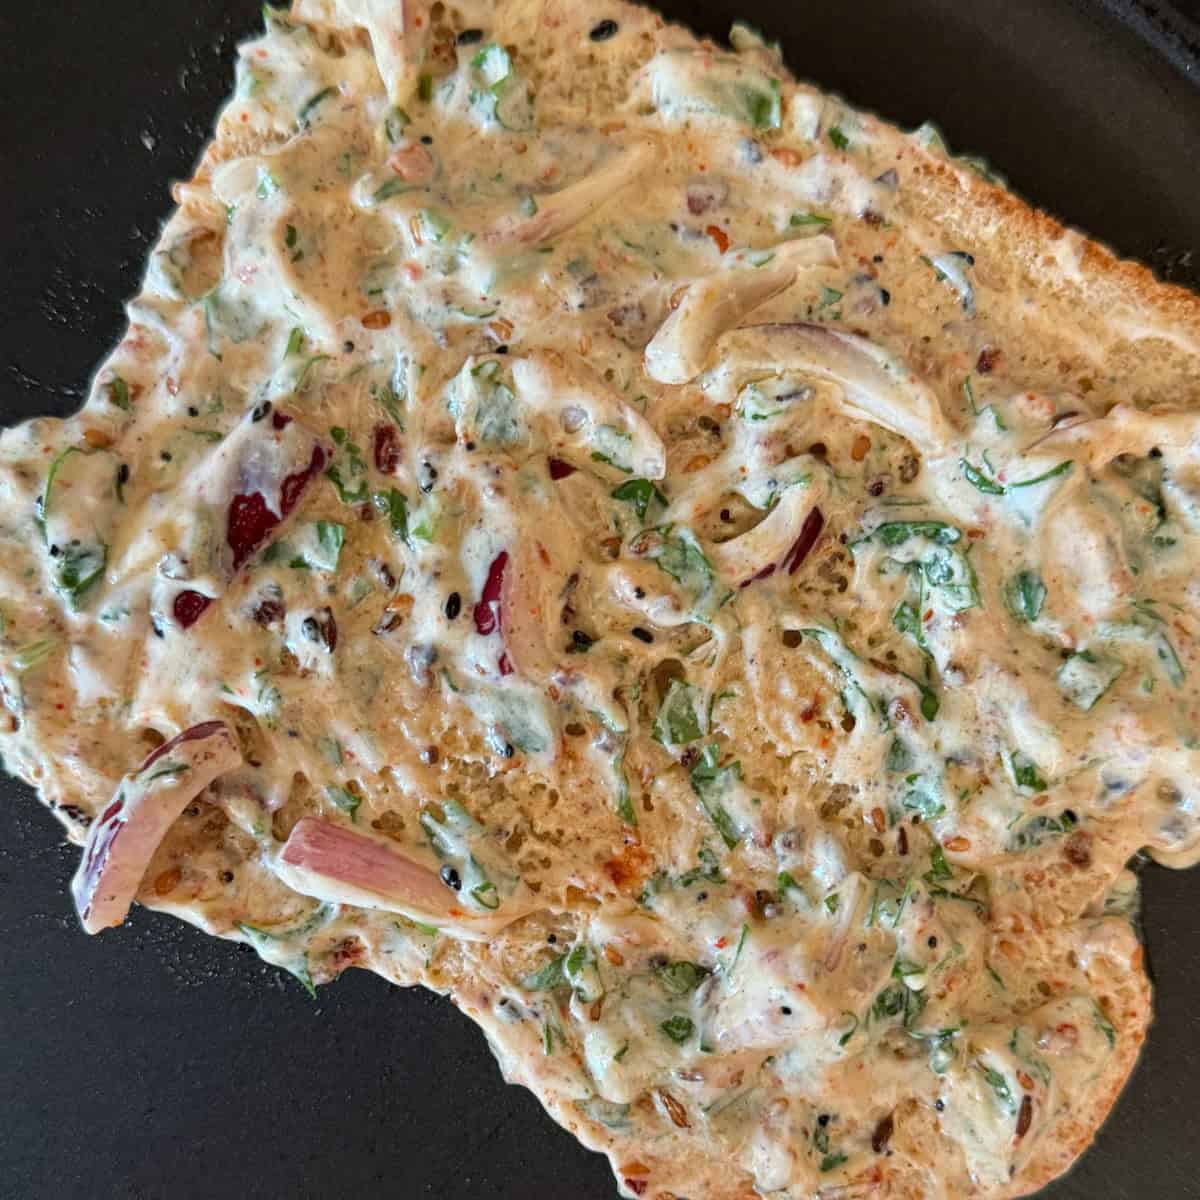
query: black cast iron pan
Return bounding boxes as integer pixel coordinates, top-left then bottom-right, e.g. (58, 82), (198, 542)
(2, 3), (1199, 1197)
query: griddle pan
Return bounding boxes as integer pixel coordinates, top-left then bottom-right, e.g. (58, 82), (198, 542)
(2, 3), (1199, 1197)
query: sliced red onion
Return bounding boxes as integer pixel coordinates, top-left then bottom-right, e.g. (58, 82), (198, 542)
(138, 718), (229, 772)
(346, 0), (431, 106)
(485, 141), (654, 248)
(472, 548), (550, 681)
(720, 324), (950, 454)
(280, 817), (447, 908)
(511, 351), (666, 480)
(1031, 403), (1200, 468)
(739, 562), (776, 589)
(71, 721), (242, 934)
(275, 817), (529, 935)
(644, 238), (837, 385)
(496, 538), (570, 684)
(712, 487), (827, 587)
(782, 507), (825, 574)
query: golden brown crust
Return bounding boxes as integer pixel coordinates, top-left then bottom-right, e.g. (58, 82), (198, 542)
(855, 131), (1200, 420)
(877, 924), (1152, 1199)
(909, 155), (1200, 342)
(990, 819), (1146, 931)
(1000, 929), (1152, 1197)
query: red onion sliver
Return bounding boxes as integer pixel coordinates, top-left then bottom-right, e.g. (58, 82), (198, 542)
(783, 506), (825, 575)
(72, 722), (242, 934)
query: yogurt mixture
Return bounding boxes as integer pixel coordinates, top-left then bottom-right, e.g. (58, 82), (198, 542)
(2, 2), (1197, 1196)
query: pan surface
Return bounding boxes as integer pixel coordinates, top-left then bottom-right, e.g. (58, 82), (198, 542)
(1, 3), (1198, 1197)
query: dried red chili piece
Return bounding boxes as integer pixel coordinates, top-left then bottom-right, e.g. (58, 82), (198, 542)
(473, 551), (509, 636)
(373, 423), (402, 474)
(172, 589), (212, 629)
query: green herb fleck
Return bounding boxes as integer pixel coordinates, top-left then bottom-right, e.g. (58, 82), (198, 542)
(373, 177), (414, 203)
(298, 85), (336, 127)
(384, 108), (411, 143)
(653, 679), (704, 747)
(886, 737), (913, 773)
(1008, 460), (1073, 489)
(980, 1064), (1016, 1112)
(660, 1014), (695, 1044)
(376, 488), (410, 544)
(109, 376), (131, 411)
(790, 210), (832, 228)
(654, 961), (710, 997)
(1004, 570), (1046, 623)
(611, 478), (667, 522)
(689, 744), (742, 848)
(727, 922), (749, 974)
(901, 671), (940, 721)
(925, 843), (953, 883)
(55, 542), (108, 603)
(325, 784), (361, 820)
(866, 520), (961, 548)
(317, 736), (343, 766)
(1010, 751), (1047, 793)
(143, 761), (190, 783)
(521, 954), (566, 991)
(1009, 810), (1077, 852)
(960, 458), (1005, 495)
(902, 777), (945, 819)
(892, 599), (930, 656)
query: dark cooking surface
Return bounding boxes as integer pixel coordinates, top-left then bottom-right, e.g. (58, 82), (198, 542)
(2, 3), (1199, 1197)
